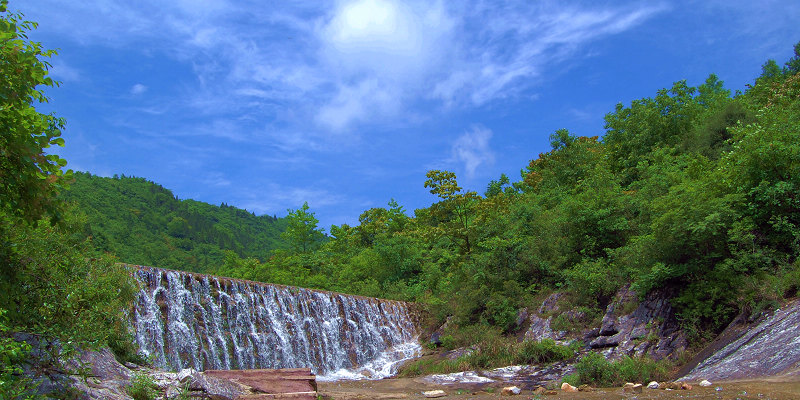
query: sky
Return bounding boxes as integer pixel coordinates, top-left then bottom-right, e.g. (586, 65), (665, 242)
(17, 0), (800, 229)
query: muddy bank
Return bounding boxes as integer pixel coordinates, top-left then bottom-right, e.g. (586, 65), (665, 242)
(318, 377), (800, 400)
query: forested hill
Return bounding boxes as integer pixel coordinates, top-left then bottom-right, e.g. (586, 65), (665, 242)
(62, 172), (288, 273)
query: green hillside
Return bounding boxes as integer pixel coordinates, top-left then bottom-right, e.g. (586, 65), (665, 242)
(62, 172), (288, 273)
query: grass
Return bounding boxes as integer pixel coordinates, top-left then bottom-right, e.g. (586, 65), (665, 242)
(398, 337), (578, 377)
(127, 371), (158, 400)
(562, 352), (672, 387)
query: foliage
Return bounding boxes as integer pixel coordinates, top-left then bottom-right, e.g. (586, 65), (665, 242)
(126, 372), (158, 400)
(399, 336), (575, 377)
(43, 36), (800, 354)
(0, 209), (138, 353)
(0, 1), (71, 225)
(0, 8), (139, 393)
(0, 309), (43, 400)
(564, 352), (671, 387)
(62, 172), (287, 273)
(281, 201), (325, 253)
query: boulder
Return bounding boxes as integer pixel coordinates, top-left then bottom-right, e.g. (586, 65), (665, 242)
(422, 389), (447, 398)
(560, 382), (577, 392)
(588, 286), (687, 360)
(699, 379), (712, 387)
(622, 383), (642, 393)
(188, 372), (247, 400)
(647, 381), (659, 389)
(177, 368), (196, 383)
(538, 293), (564, 314)
(681, 382), (693, 390)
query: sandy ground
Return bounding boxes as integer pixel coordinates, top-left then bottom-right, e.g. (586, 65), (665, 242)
(318, 377), (800, 400)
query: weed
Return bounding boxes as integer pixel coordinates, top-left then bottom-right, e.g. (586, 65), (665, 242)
(127, 372), (158, 400)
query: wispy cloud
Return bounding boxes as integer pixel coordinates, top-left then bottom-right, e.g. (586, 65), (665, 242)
(451, 125), (495, 178)
(130, 83), (147, 95)
(48, 61), (81, 82)
(24, 0), (664, 144)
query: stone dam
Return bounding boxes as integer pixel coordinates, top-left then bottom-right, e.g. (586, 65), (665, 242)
(131, 266), (420, 379)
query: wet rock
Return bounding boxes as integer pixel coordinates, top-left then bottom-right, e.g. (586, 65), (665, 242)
(699, 379), (712, 387)
(500, 386), (521, 396)
(422, 389), (447, 398)
(532, 386), (546, 394)
(647, 381), (659, 389)
(681, 382), (692, 390)
(665, 381), (683, 390)
(560, 382), (577, 392)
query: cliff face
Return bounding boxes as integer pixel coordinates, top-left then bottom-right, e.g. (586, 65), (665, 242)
(132, 266), (420, 377)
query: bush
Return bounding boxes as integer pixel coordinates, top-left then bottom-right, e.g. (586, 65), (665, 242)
(513, 338), (576, 365)
(127, 372), (158, 400)
(0, 310), (44, 400)
(565, 352), (671, 387)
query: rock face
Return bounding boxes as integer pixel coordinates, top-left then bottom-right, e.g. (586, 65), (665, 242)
(523, 287), (687, 361)
(681, 299), (800, 381)
(589, 286), (686, 360)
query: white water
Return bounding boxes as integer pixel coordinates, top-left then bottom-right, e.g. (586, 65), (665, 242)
(132, 266), (419, 376)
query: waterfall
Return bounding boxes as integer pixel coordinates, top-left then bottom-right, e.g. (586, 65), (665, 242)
(131, 266), (420, 378)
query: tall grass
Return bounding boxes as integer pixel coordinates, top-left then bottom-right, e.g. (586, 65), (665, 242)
(563, 352), (672, 387)
(398, 338), (577, 377)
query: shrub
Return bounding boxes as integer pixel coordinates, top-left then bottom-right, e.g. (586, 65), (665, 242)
(127, 372), (158, 400)
(0, 310), (44, 400)
(513, 339), (575, 365)
(566, 352), (671, 387)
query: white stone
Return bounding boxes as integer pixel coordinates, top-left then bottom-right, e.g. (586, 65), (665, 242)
(647, 381), (659, 389)
(699, 379), (712, 387)
(501, 386), (521, 396)
(423, 390), (447, 398)
(177, 368), (196, 383)
(561, 382), (578, 392)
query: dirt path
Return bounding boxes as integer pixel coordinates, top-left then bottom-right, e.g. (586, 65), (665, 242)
(318, 377), (800, 400)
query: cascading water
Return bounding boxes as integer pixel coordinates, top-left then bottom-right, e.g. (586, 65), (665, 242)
(131, 266), (420, 379)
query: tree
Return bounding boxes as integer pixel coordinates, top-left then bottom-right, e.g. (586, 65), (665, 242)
(281, 202), (324, 253)
(0, 9), (137, 397)
(0, 2), (70, 224)
(424, 170), (479, 253)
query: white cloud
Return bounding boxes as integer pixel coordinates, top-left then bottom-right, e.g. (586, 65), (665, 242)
(130, 83), (147, 95)
(22, 0), (665, 140)
(452, 125), (495, 178)
(48, 61), (81, 82)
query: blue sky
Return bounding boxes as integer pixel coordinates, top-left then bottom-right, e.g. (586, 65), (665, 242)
(19, 0), (800, 229)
